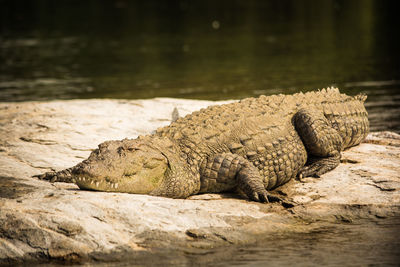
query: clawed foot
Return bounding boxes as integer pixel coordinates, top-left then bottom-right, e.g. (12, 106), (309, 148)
(297, 161), (336, 181)
(33, 171), (58, 182)
(244, 187), (295, 208)
(266, 193), (296, 208)
(248, 189), (269, 202)
(33, 169), (74, 183)
(298, 153), (341, 180)
(296, 169), (321, 183)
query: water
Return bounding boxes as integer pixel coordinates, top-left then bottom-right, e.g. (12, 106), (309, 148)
(1, 1), (400, 265)
(1, 0), (400, 131)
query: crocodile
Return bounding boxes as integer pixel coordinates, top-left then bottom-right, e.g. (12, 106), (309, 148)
(36, 88), (369, 202)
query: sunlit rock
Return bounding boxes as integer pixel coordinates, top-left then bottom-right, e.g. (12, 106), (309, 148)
(0, 98), (399, 265)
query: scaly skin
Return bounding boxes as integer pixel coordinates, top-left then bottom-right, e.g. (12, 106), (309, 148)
(36, 88), (369, 203)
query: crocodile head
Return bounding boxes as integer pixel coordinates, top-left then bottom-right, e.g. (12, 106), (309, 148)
(73, 137), (170, 194)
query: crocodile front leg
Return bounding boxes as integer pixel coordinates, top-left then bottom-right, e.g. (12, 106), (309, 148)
(294, 108), (344, 178)
(34, 167), (75, 183)
(199, 153), (283, 203)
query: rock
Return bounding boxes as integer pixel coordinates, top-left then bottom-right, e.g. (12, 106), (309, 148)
(0, 98), (399, 265)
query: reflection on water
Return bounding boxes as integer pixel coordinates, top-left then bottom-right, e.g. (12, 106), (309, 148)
(1, 0), (399, 131)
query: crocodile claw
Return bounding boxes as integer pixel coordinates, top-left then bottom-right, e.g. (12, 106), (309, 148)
(248, 190), (268, 203)
(33, 169), (74, 183)
(247, 189), (295, 208)
(33, 171), (57, 181)
(266, 193), (296, 208)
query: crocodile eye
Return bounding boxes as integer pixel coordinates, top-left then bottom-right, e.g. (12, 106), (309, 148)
(117, 146), (124, 155)
(93, 149), (100, 154)
(144, 159), (162, 169)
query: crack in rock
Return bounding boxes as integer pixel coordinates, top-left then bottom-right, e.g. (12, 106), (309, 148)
(19, 137), (57, 145)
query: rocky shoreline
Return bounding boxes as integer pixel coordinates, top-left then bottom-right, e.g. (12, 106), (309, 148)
(0, 98), (399, 265)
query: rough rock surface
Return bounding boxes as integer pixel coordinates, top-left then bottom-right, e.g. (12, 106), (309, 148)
(0, 98), (399, 265)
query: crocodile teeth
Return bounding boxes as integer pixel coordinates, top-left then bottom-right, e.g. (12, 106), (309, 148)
(90, 180), (94, 185)
(115, 183), (119, 189)
(96, 182), (100, 187)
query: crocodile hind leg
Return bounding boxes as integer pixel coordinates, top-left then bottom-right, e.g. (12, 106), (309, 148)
(199, 153), (286, 203)
(294, 108), (344, 178)
(298, 151), (341, 178)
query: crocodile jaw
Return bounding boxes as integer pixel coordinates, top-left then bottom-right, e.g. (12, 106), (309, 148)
(75, 168), (167, 194)
(73, 139), (169, 194)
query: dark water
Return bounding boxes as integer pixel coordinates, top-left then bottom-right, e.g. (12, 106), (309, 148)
(1, 0), (400, 132)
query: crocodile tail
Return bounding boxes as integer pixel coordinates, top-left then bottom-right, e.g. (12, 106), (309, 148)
(355, 93), (367, 102)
